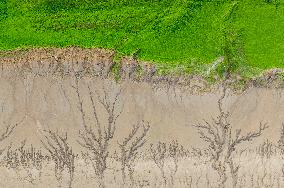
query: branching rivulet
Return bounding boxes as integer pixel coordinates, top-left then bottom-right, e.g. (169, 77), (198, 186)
(41, 130), (75, 188)
(193, 86), (268, 188)
(74, 75), (123, 188)
(118, 120), (150, 185)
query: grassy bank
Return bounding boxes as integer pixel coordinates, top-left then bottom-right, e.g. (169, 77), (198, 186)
(0, 0), (283, 77)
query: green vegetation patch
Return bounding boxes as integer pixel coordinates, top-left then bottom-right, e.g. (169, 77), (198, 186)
(0, 0), (283, 78)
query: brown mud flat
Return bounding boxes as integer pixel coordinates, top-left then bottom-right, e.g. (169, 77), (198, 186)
(0, 48), (283, 187)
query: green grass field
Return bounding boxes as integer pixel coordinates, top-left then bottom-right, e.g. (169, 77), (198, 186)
(0, 0), (283, 76)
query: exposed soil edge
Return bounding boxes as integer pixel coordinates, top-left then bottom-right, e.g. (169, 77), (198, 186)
(0, 47), (283, 94)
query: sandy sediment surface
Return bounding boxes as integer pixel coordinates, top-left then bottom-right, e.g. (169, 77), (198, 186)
(0, 48), (283, 187)
(0, 48), (281, 147)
